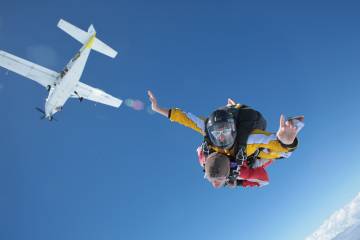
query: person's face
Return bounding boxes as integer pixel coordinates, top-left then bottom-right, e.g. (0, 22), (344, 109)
(207, 176), (227, 188)
(208, 120), (236, 149)
(212, 127), (231, 143)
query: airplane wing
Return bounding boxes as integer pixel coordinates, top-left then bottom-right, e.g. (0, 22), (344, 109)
(74, 82), (122, 108)
(0, 50), (58, 88)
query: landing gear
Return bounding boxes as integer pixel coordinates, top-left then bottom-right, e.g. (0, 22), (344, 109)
(74, 91), (83, 102)
(47, 85), (51, 92)
(48, 115), (58, 122)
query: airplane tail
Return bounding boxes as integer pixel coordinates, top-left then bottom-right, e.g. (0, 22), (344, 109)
(57, 19), (118, 58)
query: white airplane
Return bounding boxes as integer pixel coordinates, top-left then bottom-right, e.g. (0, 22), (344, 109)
(0, 19), (122, 120)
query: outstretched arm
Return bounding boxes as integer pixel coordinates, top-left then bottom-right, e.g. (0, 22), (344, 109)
(246, 115), (304, 160)
(147, 90), (169, 117)
(148, 90), (206, 135)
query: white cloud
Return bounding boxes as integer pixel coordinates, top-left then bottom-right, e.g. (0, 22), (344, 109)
(333, 223), (360, 240)
(305, 192), (360, 240)
(26, 45), (58, 69)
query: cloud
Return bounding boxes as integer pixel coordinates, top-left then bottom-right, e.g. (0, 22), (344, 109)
(26, 45), (58, 69)
(305, 192), (360, 240)
(333, 223), (360, 240)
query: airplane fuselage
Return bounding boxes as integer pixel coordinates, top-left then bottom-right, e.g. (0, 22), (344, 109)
(44, 35), (94, 119)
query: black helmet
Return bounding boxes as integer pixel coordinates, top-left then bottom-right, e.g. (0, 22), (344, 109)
(206, 108), (236, 149)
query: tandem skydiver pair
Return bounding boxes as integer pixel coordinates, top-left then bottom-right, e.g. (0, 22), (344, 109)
(148, 91), (304, 188)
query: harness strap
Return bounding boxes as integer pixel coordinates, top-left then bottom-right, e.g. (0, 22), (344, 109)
(227, 148), (262, 184)
(201, 141), (210, 155)
(235, 146), (247, 165)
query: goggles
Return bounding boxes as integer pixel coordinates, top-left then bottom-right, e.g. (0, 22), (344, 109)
(207, 120), (236, 149)
(210, 128), (233, 139)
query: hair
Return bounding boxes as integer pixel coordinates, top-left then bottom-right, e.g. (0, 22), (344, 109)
(204, 152), (230, 178)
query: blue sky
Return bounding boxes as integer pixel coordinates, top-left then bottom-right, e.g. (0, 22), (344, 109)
(1, 1), (360, 240)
